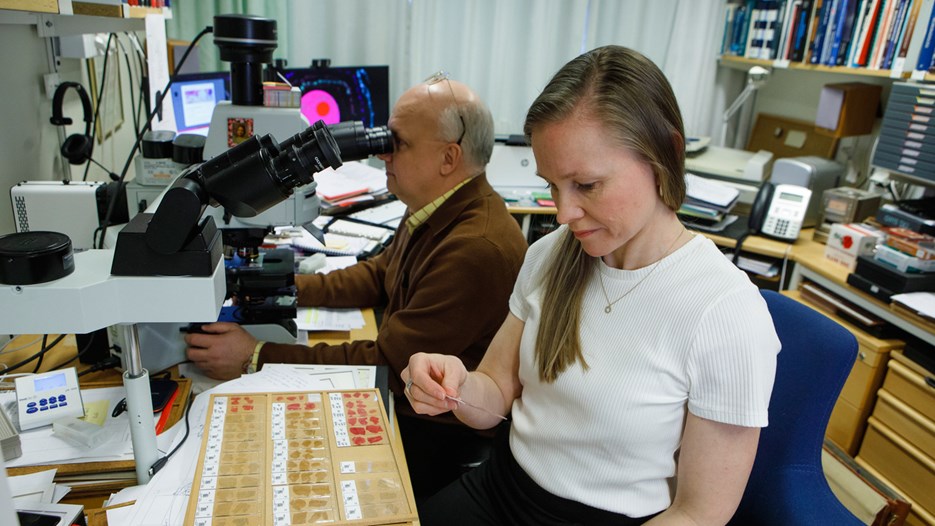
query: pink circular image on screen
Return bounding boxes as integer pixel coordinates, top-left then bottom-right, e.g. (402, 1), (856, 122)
(301, 90), (341, 125)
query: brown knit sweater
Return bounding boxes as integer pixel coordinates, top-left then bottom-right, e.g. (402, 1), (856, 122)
(258, 174), (527, 401)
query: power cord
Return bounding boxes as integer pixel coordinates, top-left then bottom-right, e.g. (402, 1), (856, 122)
(148, 395), (194, 477)
(96, 25), (214, 248)
(0, 334), (67, 374)
(77, 355), (122, 377)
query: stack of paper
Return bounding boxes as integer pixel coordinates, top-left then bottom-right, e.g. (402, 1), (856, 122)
(680, 173), (741, 232)
(314, 161), (389, 205)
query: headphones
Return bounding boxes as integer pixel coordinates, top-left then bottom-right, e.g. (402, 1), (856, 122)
(50, 81), (94, 165)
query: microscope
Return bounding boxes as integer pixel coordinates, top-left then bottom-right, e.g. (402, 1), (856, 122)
(119, 15), (393, 373)
(0, 14), (391, 491)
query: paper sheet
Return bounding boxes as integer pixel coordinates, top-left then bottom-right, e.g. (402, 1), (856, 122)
(2, 387), (136, 467)
(295, 307), (365, 331)
(9, 468), (57, 504)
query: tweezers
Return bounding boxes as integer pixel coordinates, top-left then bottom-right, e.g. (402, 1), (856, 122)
(445, 395), (508, 421)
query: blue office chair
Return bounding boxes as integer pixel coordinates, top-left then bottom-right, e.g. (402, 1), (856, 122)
(729, 290), (863, 525)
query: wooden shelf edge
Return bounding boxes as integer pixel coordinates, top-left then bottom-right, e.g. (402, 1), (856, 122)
(718, 55), (910, 79)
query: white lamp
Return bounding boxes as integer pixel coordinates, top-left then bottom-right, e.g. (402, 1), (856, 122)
(721, 65), (771, 148)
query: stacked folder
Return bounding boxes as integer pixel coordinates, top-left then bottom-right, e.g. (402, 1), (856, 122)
(872, 82), (935, 183)
(679, 173), (741, 232)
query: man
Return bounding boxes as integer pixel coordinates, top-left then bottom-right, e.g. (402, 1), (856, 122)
(185, 75), (527, 499)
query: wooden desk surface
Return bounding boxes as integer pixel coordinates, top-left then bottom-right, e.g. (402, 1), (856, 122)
(4, 308), (382, 520)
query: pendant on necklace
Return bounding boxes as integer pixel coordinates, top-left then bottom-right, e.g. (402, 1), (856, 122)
(605, 305), (612, 314)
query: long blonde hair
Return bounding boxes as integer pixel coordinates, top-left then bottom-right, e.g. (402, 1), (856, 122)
(524, 45), (686, 383)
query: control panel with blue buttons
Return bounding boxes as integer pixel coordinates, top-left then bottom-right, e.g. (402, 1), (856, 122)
(15, 367), (84, 431)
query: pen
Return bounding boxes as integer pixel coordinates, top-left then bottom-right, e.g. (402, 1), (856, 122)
(155, 387), (180, 435)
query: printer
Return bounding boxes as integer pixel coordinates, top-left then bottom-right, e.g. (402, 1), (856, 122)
(770, 156), (845, 228)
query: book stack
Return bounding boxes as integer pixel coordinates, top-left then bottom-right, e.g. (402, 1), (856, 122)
(872, 82), (935, 182)
(721, 0), (935, 75)
(678, 173), (742, 232)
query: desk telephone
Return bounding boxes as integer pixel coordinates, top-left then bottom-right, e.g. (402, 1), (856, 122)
(748, 182), (812, 241)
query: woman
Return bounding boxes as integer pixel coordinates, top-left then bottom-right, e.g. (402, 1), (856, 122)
(403, 45), (780, 525)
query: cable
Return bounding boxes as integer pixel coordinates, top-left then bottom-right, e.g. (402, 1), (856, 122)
(148, 394), (194, 477)
(97, 25), (214, 248)
(77, 355), (121, 377)
(32, 335), (48, 374)
(46, 331), (104, 372)
(87, 156), (119, 181)
(115, 35), (139, 134)
(0, 334), (67, 374)
(0, 336), (42, 356)
(82, 33), (116, 182)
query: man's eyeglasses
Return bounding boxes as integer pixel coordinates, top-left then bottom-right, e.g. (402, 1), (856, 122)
(424, 70), (466, 146)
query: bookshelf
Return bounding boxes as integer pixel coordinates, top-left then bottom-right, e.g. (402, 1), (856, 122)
(721, 0), (935, 84)
(0, 1), (170, 19)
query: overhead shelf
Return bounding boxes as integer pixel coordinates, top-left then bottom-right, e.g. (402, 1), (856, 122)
(719, 55), (915, 80)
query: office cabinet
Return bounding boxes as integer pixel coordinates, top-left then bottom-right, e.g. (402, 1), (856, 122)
(786, 289), (903, 454)
(857, 351), (935, 525)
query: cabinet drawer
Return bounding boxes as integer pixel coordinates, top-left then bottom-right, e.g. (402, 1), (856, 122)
(883, 355), (935, 424)
(827, 397), (866, 455)
(839, 344), (891, 410)
(857, 419), (935, 515)
(873, 390), (935, 459)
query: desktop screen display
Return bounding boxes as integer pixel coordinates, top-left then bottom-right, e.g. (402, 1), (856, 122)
(281, 66), (390, 128)
(169, 71), (231, 135)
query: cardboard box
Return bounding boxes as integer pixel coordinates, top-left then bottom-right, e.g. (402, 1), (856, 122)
(826, 223), (883, 271)
(816, 82), (883, 138)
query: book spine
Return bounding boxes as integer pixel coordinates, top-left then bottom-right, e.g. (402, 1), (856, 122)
(835, 0), (862, 64)
(722, 4), (738, 54)
(811, 0), (836, 62)
(882, 0), (912, 68)
(826, 0), (849, 64)
(783, 1), (804, 58)
(791, 0), (817, 60)
(870, 0), (897, 67)
(899, 0), (934, 71)
(764, 0), (784, 58)
(775, 0), (795, 57)
(915, 1), (935, 69)
(856, 0), (885, 65)
(845, 0), (871, 65)
(897, 0), (925, 61)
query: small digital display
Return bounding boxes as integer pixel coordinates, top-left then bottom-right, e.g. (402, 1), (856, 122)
(779, 192), (804, 203)
(34, 372), (66, 392)
(827, 197), (849, 213)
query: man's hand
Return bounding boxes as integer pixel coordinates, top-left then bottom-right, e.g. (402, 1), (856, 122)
(184, 322), (257, 380)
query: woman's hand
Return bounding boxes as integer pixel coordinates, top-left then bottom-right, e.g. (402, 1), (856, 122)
(402, 352), (468, 416)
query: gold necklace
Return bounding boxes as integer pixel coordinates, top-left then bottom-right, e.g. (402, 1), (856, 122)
(597, 229), (686, 314)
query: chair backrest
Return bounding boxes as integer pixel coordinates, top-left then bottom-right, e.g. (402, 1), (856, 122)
(730, 290), (863, 525)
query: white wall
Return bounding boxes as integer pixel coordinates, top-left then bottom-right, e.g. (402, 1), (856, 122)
(0, 19), (147, 236)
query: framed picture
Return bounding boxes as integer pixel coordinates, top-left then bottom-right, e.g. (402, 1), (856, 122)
(86, 53), (125, 144)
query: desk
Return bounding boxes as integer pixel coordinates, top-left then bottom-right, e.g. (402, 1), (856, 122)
(3, 308), (383, 520)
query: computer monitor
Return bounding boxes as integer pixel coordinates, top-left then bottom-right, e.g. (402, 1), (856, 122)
(281, 66), (390, 128)
(169, 71), (231, 136)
